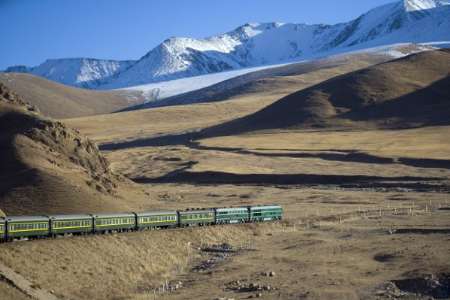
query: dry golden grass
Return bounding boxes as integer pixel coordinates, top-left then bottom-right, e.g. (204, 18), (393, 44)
(201, 126), (450, 160)
(1, 51), (449, 300)
(0, 72), (143, 119)
(65, 53), (385, 144)
(0, 281), (29, 300)
(0, 225), (254, 300)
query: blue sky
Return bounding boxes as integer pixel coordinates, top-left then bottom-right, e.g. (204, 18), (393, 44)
(0, 0), (396, 70)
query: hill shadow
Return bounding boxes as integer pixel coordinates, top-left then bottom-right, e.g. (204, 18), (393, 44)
(100, 51), (450, 171)
(132, 170), (449, 192)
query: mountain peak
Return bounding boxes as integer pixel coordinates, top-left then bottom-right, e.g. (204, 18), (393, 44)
(403, 0), (450, 12)
(5, 0), (450, 90)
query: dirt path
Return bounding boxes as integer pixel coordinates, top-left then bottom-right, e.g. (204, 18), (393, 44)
(0, 262), (58, 300)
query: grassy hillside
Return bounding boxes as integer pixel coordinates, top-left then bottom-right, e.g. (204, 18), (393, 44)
(126, 51), (396, 110)
(200, 49), (450, 136)
(0, 82), (147, 215)
(0, 72), (144, 119)
(66, 51), (393, 145)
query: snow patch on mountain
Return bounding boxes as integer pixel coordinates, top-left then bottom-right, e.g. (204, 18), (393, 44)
(120, 43), (435, 105)
(102, 0), (450, 89)
(6, 58), (135, 88)
(4, 0), (450, 90)
(404, 0), (450, 12)
(120, 62), (290, 102)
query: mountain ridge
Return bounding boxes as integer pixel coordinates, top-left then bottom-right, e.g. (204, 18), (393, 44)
(5, 58), (135, 89)
(197, 49), (450, 137)
(4, 0), (450, 90)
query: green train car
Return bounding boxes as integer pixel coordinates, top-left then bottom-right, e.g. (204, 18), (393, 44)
(6, 216), (50, 240)
(0, 205), (283, 243)
(93, 213), (136, 233)
(135, 211), (178, 229)
(0, 217), (5, 242)
(215, 207), (249, 224)
(49, 214), (93, 236)
(178, 209), (215, 227)
(249, 205), (283, 222)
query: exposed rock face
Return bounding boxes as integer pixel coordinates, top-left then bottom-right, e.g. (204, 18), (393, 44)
(0, 82), (38, 112)
(23, 118), (121, 195)
(0, 83), (126, 214)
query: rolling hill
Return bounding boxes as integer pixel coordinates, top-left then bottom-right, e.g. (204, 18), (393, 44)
(0, 73), (144, 119)
(200, 49), (450, 136)
(65, 50), (400, 145)
(0, 82), (143, 215)
(130, 45), (429, 110)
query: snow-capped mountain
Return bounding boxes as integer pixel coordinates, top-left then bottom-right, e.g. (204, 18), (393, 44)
(100, 0), (450, 89)
(404, 0), (450, 12)
(4, 0), (450, 90)
(5, 58), (135, 88)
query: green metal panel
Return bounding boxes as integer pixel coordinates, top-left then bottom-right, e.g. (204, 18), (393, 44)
(250, 206), (283, 222)
(51, 218), (93, 234)
(0, 220), (5, 240)
(179, 211), (215, 225)
(215, 208), (249, 223)
(94, 216), (136, 232)
(137, 213), (178, 228)
(7, 221), (50, 238)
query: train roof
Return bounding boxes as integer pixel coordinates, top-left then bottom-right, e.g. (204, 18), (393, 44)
(92, 213), (135, 218)
(48, 214), (92, 220)
(6, 216), (49, 222)
(249, 205), (282, 210)
(179, 208), (214, 214)
(216, 207), (248, 211)
(135, 211), (177, 216)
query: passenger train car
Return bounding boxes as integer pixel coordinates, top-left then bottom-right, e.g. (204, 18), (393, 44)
(0, 205), (282, 242)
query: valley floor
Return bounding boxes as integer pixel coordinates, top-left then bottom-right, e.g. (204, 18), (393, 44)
(1, 123), (449, 299)
(1, 52), (450, 299)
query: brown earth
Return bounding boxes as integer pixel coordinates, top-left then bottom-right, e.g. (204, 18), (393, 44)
(0, 49), (449, 300)
(0, 72), (144, 119)
(126, 51), (397, 110)
(196, 49), (450, 137)
(65, 51), (396, 145)
(0, 82), (147, 215)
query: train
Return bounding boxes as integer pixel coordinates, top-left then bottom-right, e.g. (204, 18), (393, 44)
(0, 205), (283, 242)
